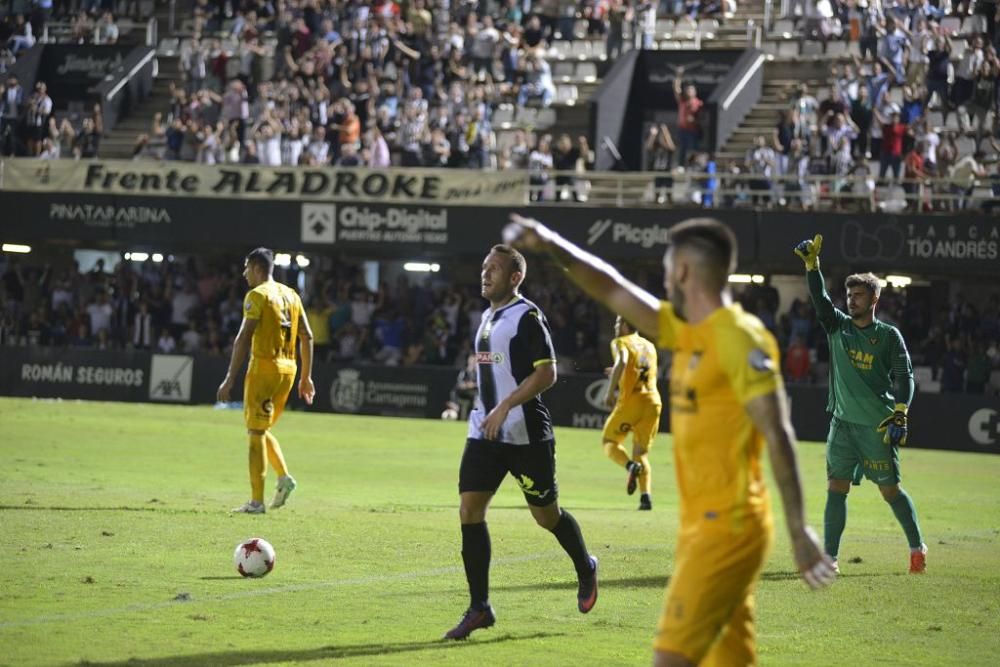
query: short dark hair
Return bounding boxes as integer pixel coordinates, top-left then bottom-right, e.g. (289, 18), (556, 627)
(490, 244), (527, 281)
(845, 272), (881, 298)
(666, 217), (738, 283)
(246, 247), (274, 275)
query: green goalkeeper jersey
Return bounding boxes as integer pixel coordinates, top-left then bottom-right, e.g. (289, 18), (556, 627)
(807, 270), (913, 427)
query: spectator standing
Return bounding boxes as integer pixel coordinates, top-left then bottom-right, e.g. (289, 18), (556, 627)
(26, 81), (52, 157)
(673, 67), (703, 166)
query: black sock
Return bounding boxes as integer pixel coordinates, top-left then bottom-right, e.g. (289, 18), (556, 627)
(549, 510), (592, 579)
(461, 522), (491, 609)
(641, 493), (651, 502)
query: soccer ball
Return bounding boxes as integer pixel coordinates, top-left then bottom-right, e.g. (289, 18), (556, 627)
(233, 538), (275, 578)
(441, 407), (459, 420)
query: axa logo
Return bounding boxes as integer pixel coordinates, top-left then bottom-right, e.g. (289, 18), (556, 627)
(149, 355), (193, 402)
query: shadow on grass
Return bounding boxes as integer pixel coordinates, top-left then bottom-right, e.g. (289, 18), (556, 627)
(198, 576), (245, 581)
(494, 574), (670, 592)
(71, 631), (565, 666)
(760, 570), (906, 581)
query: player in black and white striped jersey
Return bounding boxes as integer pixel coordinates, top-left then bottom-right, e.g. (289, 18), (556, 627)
(444, 244), (598, 641)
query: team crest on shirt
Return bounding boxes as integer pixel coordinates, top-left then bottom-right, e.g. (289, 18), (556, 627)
(748, 348), (774, 372)
(476, 351), (505, 364)
(870, 337), (879, 345)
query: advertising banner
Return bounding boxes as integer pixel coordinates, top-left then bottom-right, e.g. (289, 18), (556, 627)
(36, 45), (134, 105)
(0, 159), (527, 206)
(1, 347), (997, 454)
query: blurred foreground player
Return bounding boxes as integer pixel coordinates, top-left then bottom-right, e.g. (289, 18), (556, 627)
(218, 248), (315, 514)
(506, 215), (834, 666)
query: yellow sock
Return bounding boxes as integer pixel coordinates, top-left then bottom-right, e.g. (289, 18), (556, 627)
(637, 453), (652, 495)
(265, 431), (289, 478)
(603, 440), (630, 468)
(248, 432), (266, 503)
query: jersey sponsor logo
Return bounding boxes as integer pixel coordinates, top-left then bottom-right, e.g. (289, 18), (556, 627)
(848, 348), (874, 370)
(968, 408), (1000, 446)
(476, 351), (505, 365)
(748, 348), (774, 372)
(617, 422), (633, 434)
(515, 474), (551, 500)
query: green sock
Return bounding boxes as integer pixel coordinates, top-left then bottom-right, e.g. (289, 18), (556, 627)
(824, 490), (848, 559)
(888, 490), (924, 549)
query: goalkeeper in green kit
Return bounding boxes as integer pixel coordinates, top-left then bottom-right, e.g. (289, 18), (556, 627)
(795, 235), (927, 574)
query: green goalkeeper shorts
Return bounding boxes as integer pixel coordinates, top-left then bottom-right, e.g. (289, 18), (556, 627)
(826, 417), (901, 486)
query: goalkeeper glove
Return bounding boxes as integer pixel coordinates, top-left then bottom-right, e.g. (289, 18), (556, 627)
(794, 234), (824, 271)
(876, 403), (908, 447)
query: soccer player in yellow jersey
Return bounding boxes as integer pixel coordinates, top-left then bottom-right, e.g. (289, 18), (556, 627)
(217, 248), (315, 514)
(504, 215), (835, 666)
(602, 315), (662, 510)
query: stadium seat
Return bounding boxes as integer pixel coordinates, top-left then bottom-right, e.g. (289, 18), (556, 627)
(773, 19), (795, 37)
(956, 137), (976, 156)
(576, 62), (598, 83)
(656, 19), (675, 37)
(556, 84), (579, 105)
(673, 21), (697, 40)
(553, 62), (575, 82)
(550, 41), (572, 59)
(492, 105), (516, 127)
(574, 19), (589, 39)
(940, 17), (962, 34)
(590, 40), (607, 60)
(801, 41), (824, 56)
(495, 130), (518, 154)
(516, 107), (539, 125)
(778, 40), (800, 57)
(951, 39), (966, 59)
(535, 107), (558, 128)
(570, 41), (591, 59)
(825, 40), (848, 56)
(659, 40), (683, 50)
(697, 18), (720, 38)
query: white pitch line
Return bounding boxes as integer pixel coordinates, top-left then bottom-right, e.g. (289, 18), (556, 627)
(0, 545), (669, 629)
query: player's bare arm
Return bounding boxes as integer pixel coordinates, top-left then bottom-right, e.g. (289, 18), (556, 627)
(297, 309), (315, 405)
(217, 317), (258, 403)
(505, 214), (661, 338)
(744, 389), (837, 590)
(482, 363), (557, 441)
(604, 346), (628, 410)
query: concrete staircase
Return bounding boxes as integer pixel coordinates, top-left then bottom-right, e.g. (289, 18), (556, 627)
(716, 59), (832, 162)
(98, 55), (179, 159)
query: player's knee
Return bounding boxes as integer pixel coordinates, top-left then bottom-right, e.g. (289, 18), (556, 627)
(601, 440), (618, 457)
(879, 485), (901, 502)
(530, 502), (560, 530)
(654, 650), (696, 667)
(828, 479), (851, 494)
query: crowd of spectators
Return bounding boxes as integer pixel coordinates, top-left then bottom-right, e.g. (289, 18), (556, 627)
(756, 0), (1000, 211)
(2, 252), (998, 394)
(0, 252), (607, 374)
(1, 73), (104, 156)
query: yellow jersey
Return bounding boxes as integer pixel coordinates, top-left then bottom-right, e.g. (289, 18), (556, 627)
(657, 302), (781, 529)
(244, 280), (303, 375)
(611, 333), (662, 405)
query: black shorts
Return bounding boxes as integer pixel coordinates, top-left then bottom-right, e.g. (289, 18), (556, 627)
(459, 438), (558, 507)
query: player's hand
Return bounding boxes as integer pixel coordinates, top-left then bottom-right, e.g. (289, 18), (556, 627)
(482, 402), (510, 441)
(216, 377), (233, 403)
(793, 234), (823, 271)
(503, 214), (553, 253)
(299, 376), (315, 406)
(876, 403), (908, 446)
(791, 525), (837, 590)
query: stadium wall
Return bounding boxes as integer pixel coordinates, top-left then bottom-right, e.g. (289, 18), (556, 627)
(3, 347), (997, 454)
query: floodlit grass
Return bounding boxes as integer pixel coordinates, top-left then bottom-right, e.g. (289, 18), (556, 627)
(2, 398), (998, 666)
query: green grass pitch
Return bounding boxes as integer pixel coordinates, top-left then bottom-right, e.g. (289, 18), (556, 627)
(2, 397), (999, 666)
